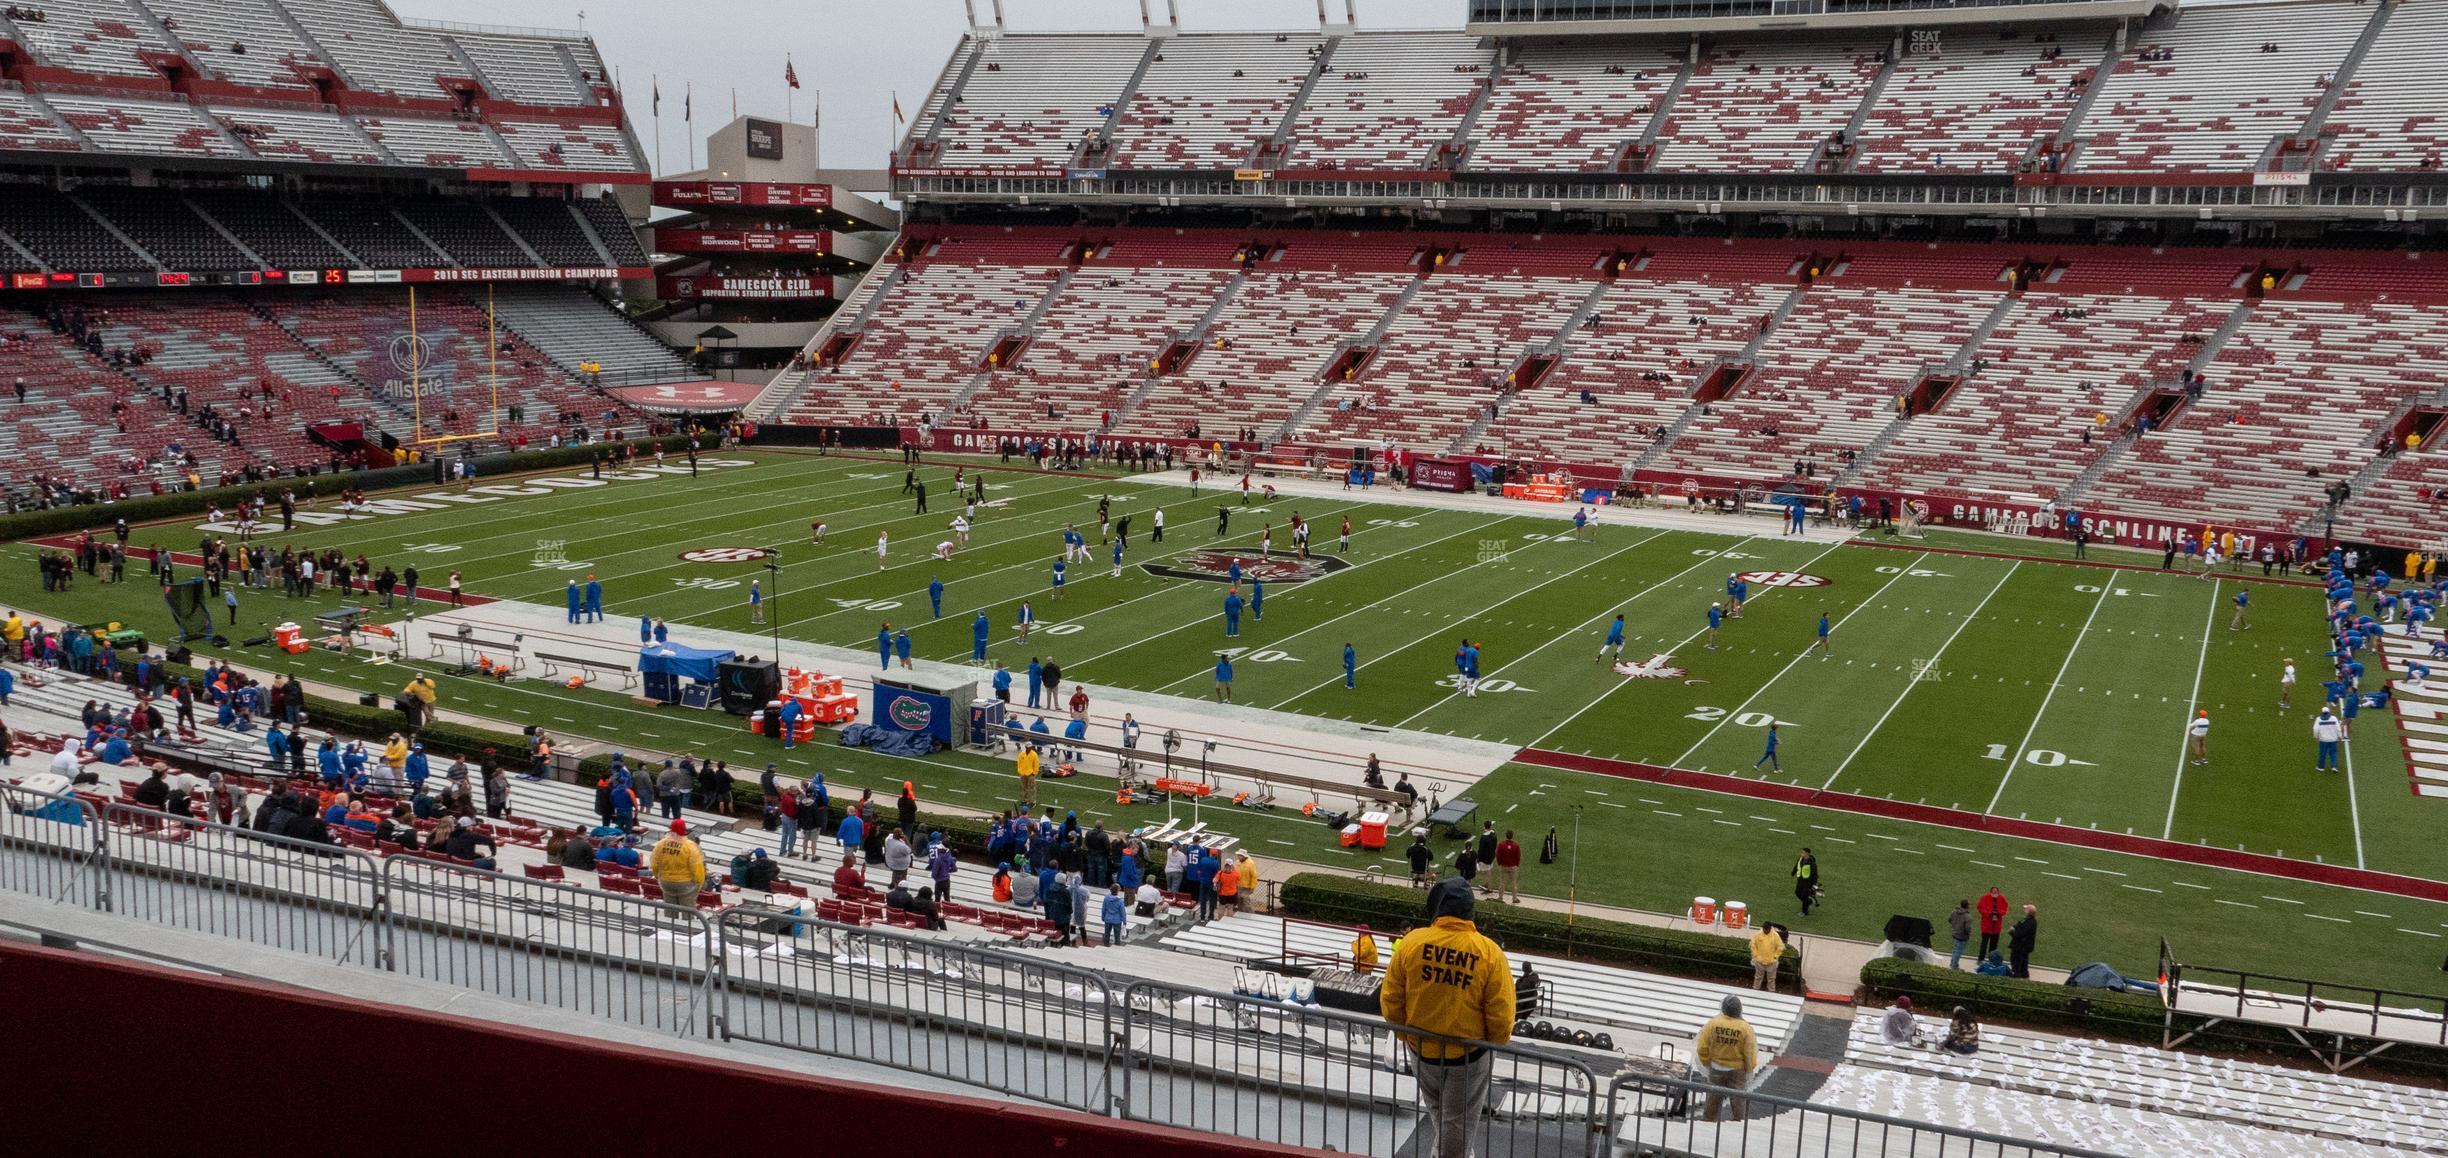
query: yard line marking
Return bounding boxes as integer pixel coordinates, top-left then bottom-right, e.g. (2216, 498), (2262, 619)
(1273, 527), (1669, 716)
(2342, 716), (2367, 869)
(2082, 867), (2127, 877)
(2043, 871), (2082, 880)
(1491, 535), (1832, 742)
(2161, 578), (2221, 840)
(1891, 847), (1924, 855)
(2261, 895), (2305, 905)
(1824, 836), (1856, 844)
(1127, 511), (1518, 688)
(1864, 833), (1899, 841)
(1809, 824), (1836, 832)
(1586, 789), (1612, 796)
(2122, 885), (2164, 894)
(1769, 827), (1796, 834)
(1985, 580), (2116, 816)
(1750, 815), (1777, 823)
(2169, 881), (2212, 890)
(1675, 546), (1927, 768)
(1268, 839), (1296, 847)
(1970, 860), (2005, 869)
(2212, 899), (2258, 909)
(1598, 801), (1627, 809)
(2355, 910), (2392, 919)
(1651, 809), (1683, 817)
(2013, 856), (2049, 864)
(2402, 929), (2443, 938)
(1936, 844), (1976, 853)
(1823, 561), (2019, 791)
(1712, 819), (1742, 827)
(1693, 806), (1721, 813)
(2305, 913), (2351, 924)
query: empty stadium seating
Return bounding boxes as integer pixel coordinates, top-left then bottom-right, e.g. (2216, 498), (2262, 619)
(0, 184), (152, 272)
(2073, 4), (2365, 172)
(395, 197), (531, 268)
(355, 116), (514, 167)
(487, 197), (606, 268)
(918, 33), (1146, 169)
(144, 0), (330, 91)
(1659, 281), (1999, 480)
(2316, 0), (2448, 173)
(87, 294), (379, 465)
(1305, 272), (1589, 450)
(2084, 297), (2448, 533)
(967, 248), (1238, 431)
(0, 84), (79, 151)
(293, 199), (442, 268)
(782, 240), (1062, 426)
(492, 119), (640, 173)
(45, 94), (241, 157)
(573, 198), (645, 266)
(1842, 1007), (2448, 1153)
(9, 0), (180, 79)
(1852, 32), (2088, 174)
(448, 29), (591, 106)
(274, 0), (468, 100)
(215, 106), (384, 165)
(1652, 40), (1884, 173)
(181, 189), (349, 268)
(76, 185), (250, 271)
(1285, 31), (1488, 169)
(1484, 251), (1796, 462)
(1111, 32), (1318, 169)
(1132, 265), (1411, 439)
(1466, 41), (1682, 172)
(1858, 292), (2236, 503)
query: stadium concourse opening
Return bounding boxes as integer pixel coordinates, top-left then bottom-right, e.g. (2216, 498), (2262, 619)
(11, 0), (2448, 1152)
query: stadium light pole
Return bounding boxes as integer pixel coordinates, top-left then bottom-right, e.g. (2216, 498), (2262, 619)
(762, 548), (783, 660)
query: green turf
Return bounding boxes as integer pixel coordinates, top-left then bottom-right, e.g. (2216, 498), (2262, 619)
(12, 448), (2448, 995)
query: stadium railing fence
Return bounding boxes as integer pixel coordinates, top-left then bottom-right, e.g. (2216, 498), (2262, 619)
(0, 790), (2118, 1156)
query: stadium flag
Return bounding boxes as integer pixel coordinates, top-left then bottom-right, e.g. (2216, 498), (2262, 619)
(892, 90), (903, 123)
(651, 76), (659, 115)
(786, 58), (800, 89)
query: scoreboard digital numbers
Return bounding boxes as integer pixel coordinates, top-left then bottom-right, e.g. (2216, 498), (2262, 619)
(156, 271), (191, 287)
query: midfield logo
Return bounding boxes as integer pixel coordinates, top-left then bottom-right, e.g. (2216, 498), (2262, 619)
(1140, 550), (1351, 584)
(1612, 653), (1689, 681)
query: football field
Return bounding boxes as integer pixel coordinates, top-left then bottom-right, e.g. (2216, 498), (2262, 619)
(16, 448), (2448, 993)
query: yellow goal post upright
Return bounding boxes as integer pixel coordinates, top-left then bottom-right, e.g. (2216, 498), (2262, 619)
(406, 283), (505, 451)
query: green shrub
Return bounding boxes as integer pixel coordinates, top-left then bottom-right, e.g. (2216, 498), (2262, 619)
(161, 661), (531, 765)
(1859, 957), (2165, 1038)
(1859, 958), (2448, 1077)
(1277, 872), (1795, 988)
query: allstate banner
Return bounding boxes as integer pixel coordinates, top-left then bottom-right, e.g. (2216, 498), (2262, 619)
(872, 686), (955, 745)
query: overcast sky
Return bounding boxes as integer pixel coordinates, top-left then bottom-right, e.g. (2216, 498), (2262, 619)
(401, 0), (1469, 173)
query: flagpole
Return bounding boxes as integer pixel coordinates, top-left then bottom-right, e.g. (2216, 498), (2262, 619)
(786, 56), (794, 123)
(651, 73), (663, 176)
(686, 80), (694, 170)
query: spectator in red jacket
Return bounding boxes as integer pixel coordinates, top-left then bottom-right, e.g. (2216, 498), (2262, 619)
(833, 853), (867, 898)
(1492, 830), (1523, 903)
(1976, 887), (2010, 959)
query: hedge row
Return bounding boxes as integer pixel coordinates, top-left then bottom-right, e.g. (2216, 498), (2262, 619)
(1277, 872), (1795, 989)
(571, 750), (998, 856)
(1858, 958), (2448, 1078)
(162, 661), (534, 766)
(1, 434), (700, 542)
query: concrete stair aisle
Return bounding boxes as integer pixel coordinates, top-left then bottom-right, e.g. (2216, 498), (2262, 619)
(945, 268), (1074, 414)
(1261, 36), (1340, 160)
(2042, 23), (2131, 171)
(2284, 0), (2398, 161)
(1268, 276), (1424, 442)
(1821, 34), (1902, 174)
(2059, 298), (2256, 508)
(1833, 292), (2021, 487)
(1628, 281), (1811, 472)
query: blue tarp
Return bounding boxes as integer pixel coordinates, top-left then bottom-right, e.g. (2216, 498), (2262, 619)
(636, 641), (733, 682)
(838, 723), (935, 757)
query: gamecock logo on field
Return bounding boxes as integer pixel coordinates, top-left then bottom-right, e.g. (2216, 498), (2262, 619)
(1612, 654), (1689, 681)
(1735, 570), (1831, 589)
(1140, 550), (1351, 584)
(679, 548), (770, 563)
(887, 695), (933, 731)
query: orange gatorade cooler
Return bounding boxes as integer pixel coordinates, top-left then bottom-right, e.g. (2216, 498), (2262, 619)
(1723, 901), (1749, 930)
(274, 623), (308, 654)
(1690, 896), (1717, 925)
(1358, 810), (1389, 850)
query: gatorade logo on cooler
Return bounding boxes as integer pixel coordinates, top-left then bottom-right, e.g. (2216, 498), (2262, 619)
(1735, 570), (1831, 589)
(679, 548), (771, 563)
(888, 695), (933, 731)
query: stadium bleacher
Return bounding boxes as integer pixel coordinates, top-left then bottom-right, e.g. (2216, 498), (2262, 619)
(147, 0), (334, 90)
(1466, 40), (1682, 172)
(2317, 0), (2448, 173)
(915, 33), (1148, 170)
(1284, 31), (1488, 170)
(1109, 32), (1321, 170)
(9, 0), (182, 79)
(2071, 2), (2366, 173)
(1651, 39), (1886, 173)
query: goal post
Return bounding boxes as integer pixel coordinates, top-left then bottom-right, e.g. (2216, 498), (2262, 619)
(405, 283), (505, 449)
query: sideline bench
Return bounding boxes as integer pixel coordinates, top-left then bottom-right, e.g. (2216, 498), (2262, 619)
(428, 632), (526, 672)
(537, 653), (638, 690)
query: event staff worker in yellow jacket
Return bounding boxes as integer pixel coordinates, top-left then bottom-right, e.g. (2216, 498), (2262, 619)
(650, 818), (707, 909)
(1694, 994), (1760, 1123)
(1015, 745), (1040, 808)
(1380, 879), (1515, 1158)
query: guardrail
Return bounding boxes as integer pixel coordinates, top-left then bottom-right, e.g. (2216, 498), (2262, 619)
(0, 788), (2109, 1156)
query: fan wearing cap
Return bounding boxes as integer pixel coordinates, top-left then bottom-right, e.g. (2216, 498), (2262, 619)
(1879, 995), (1923, 1048)
(443, 815), (498, 871)
(2188, 709), (2210, 766)
(1694, 995), (1758, 1122)
(651, 819), (707, 908)
(1379, 879), (1514, 1156)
